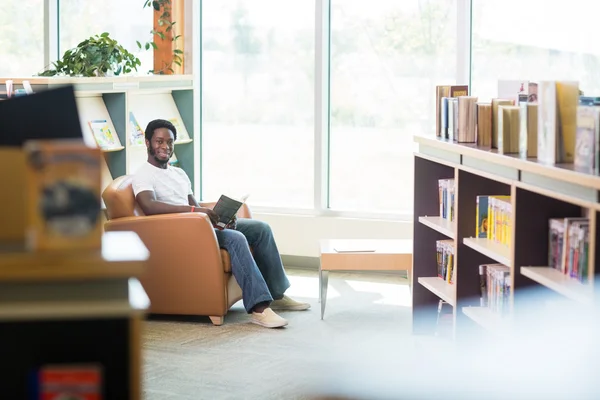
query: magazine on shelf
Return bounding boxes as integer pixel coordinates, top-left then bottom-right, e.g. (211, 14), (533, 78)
(88, 119), (121, 150)
(129, 111), (145, 146)
(212, 194), (249, 229)
(169, 117), (190, 142)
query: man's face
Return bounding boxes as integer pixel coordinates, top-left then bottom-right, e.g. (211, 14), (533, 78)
(147, 128), (175, 165)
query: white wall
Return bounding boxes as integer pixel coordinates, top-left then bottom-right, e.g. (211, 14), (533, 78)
(254, 212), (413, 258)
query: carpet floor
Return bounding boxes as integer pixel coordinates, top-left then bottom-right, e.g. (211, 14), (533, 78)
(141, 268), (418, 400)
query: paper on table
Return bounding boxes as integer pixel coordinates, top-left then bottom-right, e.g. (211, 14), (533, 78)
(333, 246), (376, 253)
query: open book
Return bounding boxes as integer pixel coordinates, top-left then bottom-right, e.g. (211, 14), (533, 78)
(213, 194), (249, 229)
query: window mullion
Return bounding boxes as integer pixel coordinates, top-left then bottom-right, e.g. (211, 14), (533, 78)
(314, 0), (331, 211)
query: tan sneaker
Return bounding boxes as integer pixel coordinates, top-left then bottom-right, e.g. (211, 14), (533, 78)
(250, 307), (288, 328)
(270, 295), (311, 311)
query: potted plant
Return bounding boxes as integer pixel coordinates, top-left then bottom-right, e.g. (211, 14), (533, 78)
(38, 32), (141, 77)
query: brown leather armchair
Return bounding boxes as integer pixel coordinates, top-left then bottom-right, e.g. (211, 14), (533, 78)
(102, 175), (248, 326)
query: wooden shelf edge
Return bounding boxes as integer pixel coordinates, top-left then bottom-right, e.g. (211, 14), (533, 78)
(414, 134), (600, 191)
(463, 237), (511, 267)
(175, 138), (193, 145)
(0, 278), (149, 321)
(417, 276), (455, 306)
(101, 145), (125, 153)
(418, 216), (456, 239)
(462, 306), (510, 334)
(520, 266), (593, 304)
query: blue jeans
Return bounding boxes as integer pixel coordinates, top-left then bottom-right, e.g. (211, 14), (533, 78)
(214, 219), (290, 313)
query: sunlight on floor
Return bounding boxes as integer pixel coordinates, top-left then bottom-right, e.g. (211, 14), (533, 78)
(346, 280), (412, 307)
(285, 275), (341, 299)
(285, 272), (411, 307)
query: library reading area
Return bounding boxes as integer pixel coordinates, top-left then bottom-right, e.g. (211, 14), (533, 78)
(1, 0), (600, 399)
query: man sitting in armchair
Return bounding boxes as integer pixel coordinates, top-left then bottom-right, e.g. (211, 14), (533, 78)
(131, 119), (310, 328)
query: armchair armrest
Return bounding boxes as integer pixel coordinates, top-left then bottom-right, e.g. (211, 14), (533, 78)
(104, 212), (228, 314)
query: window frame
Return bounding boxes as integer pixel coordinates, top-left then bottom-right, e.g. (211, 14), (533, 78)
(45, 0), (473, 222)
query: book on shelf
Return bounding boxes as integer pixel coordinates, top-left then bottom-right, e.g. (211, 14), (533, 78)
(129, 111), (145, 146)
(457, 96), (478, 143)
(23, 139), (103, 252)
(491, 98), (514, 149)
(476, 102), (492, 147)
(479, 263), (511, 316)
(30, 363), (103, 400)
(436, 85), (468, 139)
(475, 195), (490, 239)
(87, 119), (122, 150)
(519, 102), (538, 158)
(438, 178), (455, 221)
(574, 105), (600, 174)
(537, 81), (579, 164)
(485, 196), (512, 246)
(497, 80), (531, 104)
(436, 239), (455, 284)
(497, 105), (521, 154)
(548, 217), (589, 282)
(212, 194), (249, 229)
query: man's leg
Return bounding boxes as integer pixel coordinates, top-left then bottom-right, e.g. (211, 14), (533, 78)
(235, 219), (310, 311)
(214, 228), (274, 313)
(234, 219), (290, 299)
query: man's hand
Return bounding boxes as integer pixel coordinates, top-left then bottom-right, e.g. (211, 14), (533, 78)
(196, 207), (219, 226)
(226, 214), (238, 230)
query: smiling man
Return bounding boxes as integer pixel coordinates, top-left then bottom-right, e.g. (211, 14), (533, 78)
(131, 119), (310, 328)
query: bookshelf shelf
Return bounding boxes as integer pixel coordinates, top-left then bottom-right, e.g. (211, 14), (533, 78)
(418, 216), (455, 239)
(463, 237), (511, 267)
(417, 277), (455, 306)
(520, 266), (593, 304)
(462, 306), (510, 334)
(102, 145), (125, 153)
(175, 138), (193, 145)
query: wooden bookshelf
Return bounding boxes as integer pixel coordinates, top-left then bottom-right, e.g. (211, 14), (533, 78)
(520, 266), (594, 304)
(418, 216), (456, 239)
(463, 238), (511, 267)
(412, 134), (599, 336)
(0, 231), (149, 399)
(417, 277), (455, 306)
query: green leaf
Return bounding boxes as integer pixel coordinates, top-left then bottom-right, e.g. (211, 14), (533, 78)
(173, 49), (183, 54)
(136, 40), (142, 48)
(145, 42), (150, 50)
(152, 0), (160, 11)
(100, 32), (109, 37)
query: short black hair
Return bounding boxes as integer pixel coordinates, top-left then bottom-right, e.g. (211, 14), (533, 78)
(145, 119), (177, 142)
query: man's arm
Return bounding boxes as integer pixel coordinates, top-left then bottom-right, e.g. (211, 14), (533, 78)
(137, 191), (195, 215)
(136, 191), (219, 224)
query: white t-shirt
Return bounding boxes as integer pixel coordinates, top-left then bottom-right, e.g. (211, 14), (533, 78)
(131, 162), (193, 206)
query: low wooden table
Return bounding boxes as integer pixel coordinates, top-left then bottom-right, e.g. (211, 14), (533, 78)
(319, 239), (413, 319)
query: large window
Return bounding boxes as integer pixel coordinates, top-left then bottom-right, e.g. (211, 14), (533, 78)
(471, 0), (600, 101)
(59, 1), (153, 74)
(328, 0), (457, 214)
(201, 1), (315, 208)
(0, 0), (44, 77)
